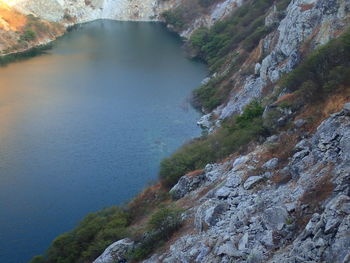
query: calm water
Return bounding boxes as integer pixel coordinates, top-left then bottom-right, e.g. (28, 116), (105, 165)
(0, 20), (207, 263)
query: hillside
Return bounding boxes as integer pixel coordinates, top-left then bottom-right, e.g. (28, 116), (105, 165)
(0, 0), (64, 57)
(0, 0), (348, 262)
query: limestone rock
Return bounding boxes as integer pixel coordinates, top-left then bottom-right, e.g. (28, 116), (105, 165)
(263, 158), (279, 170)
(170, 171), (205, 199)
(243, 176), (264, 190)
(263, 207), (288, 231)
(93, 238), (134, 263)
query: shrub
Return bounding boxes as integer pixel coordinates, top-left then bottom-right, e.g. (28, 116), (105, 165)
(235, 100), (264, 127)
(162, 10), (185, 29)
(20, 30), (36, 42)
(192, 73), (231, 112)
(128, 207), (183, 260)
(32, 206), (130, 263)
(280, 28), (350, 98)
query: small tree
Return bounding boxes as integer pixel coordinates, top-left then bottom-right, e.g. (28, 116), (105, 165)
(20, 30), (36, 42)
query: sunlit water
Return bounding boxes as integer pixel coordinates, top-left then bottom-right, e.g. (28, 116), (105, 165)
(0, 20), (207, 263)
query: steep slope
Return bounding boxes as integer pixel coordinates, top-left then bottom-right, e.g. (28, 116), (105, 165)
(0, 0), (65, 56)
(11, 0), (161, 23)
(184, 0), (350, 130)
(143, 103), (350, 263)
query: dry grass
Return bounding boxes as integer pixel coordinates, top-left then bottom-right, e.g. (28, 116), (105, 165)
(127, 183), (171, 223)
(296, 87), (350, 133)
(294, 169), (335, 231)
(299, 3), (315, 12)
(185, 169), (204, 178)
(300, 173), (334, 210)
(265, 133), (299, 167)
(274, 93), (298, 105)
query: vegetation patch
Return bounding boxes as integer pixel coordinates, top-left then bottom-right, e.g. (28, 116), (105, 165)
(189, 0), (291, 111)
(30, 207), (130, 263)
(280, 28), (350, 100)
(128, 207), (183, 260)
(19, 30), (36, 42)
(189, 0), (288, 68)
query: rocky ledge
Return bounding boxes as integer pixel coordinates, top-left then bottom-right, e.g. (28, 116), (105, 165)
(137, 103), (350, 263)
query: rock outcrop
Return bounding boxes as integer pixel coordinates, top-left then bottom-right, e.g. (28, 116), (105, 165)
(10, 0), (161, 23)
(178, 0), (245, 38)
(93, 238), (134, 263)
(203, 0), (350, 126)
(142, 104), (350, 263)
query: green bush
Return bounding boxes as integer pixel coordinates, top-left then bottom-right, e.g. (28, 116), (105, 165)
(192, 73), (233, 112)
(31, 206), (130, 263)
(242, 25), (274, 51)
(128, 207), (183, 260)
(235, 100), (264, 127)
(162, 10), (185, 29)
(280, 28), (350, 98)
(20, 30), (36, 42)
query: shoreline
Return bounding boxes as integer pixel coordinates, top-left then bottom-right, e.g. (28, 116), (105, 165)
(0, 19), (169, 66)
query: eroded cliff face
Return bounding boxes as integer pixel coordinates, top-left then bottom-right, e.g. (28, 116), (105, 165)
(11, 0), (162, 23)
(195, 0), (350, 130)
(177, 0), (245, 38)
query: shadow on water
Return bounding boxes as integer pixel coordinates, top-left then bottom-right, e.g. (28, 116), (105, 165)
(0, 44), (54, 67)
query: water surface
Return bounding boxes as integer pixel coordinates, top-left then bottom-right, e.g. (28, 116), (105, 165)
(0, 20), (207, 263)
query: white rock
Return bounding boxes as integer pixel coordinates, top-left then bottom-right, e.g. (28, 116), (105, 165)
(244, 176), (264, 190)
(263, 158), (279, 170)
(238, 232), (249, 250)
(93, 238), (134, 263)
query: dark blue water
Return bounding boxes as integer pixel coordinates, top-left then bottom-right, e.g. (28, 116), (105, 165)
(0, 20), (207, 263)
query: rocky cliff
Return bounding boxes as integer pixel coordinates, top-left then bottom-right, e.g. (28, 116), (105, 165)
(141, 103), (350, 262)
(10, 0), (161, 23)
(194, 0), (350, 130)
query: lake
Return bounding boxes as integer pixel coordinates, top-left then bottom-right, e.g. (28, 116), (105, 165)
(0, 20), (207, 263)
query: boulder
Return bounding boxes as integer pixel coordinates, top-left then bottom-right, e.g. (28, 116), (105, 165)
(195, 200), (229, 232)
(170, 171), (205, 200)
(263, 158), (279, 170)
(93, 238), (134, 263)
(263, 206), (288, 231)
(294, 118), (306, 128)
(244, 176), (264, 190)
